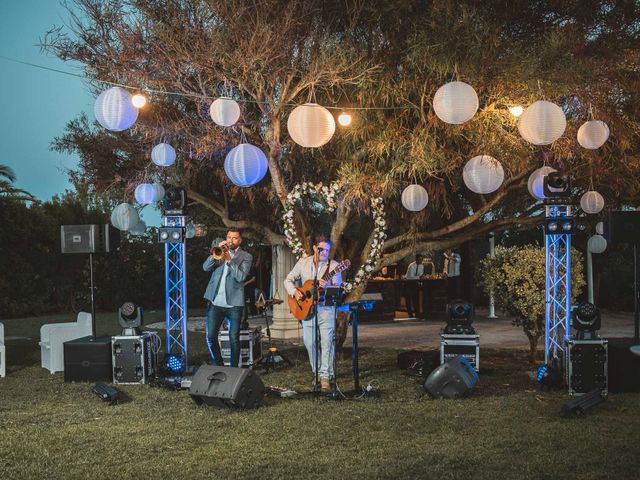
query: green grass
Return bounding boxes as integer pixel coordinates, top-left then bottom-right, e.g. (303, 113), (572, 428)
(1, 313), (639, 479)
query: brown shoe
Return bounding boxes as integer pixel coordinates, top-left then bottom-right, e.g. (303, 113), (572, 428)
(320, 378), (331, 391)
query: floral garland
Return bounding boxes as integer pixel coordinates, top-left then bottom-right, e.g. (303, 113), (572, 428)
(282, 181), (386, 293)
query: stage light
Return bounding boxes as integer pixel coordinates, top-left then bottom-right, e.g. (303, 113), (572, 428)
(159, 230), (169, 241)
(338, 112), (352, 126)
(562, 221), (573, 232)
(131, 93), (147, 108)
(547, 221), (558, 233)
(572, 302), (601, 339)
(118, 301), (143, 335)
(165, 353), (185, 373)
(543, 171), (572, 202)
(545, 218), (574, 235)
(162, 186), (187, 215)
(509, 105), (523, 117)
(536, 360), (563, 389)
(444, 300), (475, 335)
(158, 227), (185, 244)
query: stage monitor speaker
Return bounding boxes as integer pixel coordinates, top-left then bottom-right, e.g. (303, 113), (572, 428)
(189, 365), (264, 409)
(64, 335), (113, 382)
(604, 211), (640, 245)
(424, 355), (478, 399)
(61, 224), (120, 254)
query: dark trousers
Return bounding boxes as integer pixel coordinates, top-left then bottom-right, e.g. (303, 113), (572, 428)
(206, 303), (243, 367)
(404, 282), (422, 318)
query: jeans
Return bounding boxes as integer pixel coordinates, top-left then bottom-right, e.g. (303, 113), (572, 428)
(206, 303), (243, 367)
(302, 307), (336, 379)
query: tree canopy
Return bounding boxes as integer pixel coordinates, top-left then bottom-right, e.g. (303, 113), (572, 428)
(45, 0), (640, 288)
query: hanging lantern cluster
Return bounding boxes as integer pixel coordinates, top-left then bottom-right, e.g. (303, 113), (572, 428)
(401, 184), (429, 212)
(134, 183), (157, 205)
(577, 121), (610, 149)
(588, 234), (607, 254)
(151, 143), (176, 167)
(287, 103), (336, 148)
(462, 155), (504, 194)
(580, 191), (605, 214)
(129, 220), (147, 236)
(433, 81), (479, 125)
(94, 87), (138, 131)
(224, 143), (268, 187)
(518, 101), (566, 145)
(110, 203), (139, 231)
(210, 97), (241, 127)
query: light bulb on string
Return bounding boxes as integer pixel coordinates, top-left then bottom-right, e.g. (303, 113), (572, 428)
(509, 105), (523, 117)
(338, 112), (352, 127)
(131, 93), (147, 108)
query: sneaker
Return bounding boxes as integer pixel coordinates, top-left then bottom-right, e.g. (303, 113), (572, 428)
(320, 378), (331, 391)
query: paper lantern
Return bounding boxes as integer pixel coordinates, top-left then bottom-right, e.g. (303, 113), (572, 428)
(134, 183), (157, 205)
(151, 143), (176, 167)
(595, 221), (604, 235)
(287, 103), (336, 148)
(224, 143), (268, 187)
(518, 101), (566, 145)
(153, 183), (165, 201)
(186, 222), (196, 239)
(129, 220), (147, 236)
(209, 97), (241, 127)
(432, 81), (479, 125)
(588, 234), (607, 254)
(580, 191), (605, 214)
(463, 155), (505, 194)
(577, 121), (610, 149)
(94, 87), (138, 131)
(527, 166), (557, 200)
(110, 203), (140, 231)
(401, 184), (429, 212)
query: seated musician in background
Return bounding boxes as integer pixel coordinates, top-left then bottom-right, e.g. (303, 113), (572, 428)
(403, 254), (424, 319)
(284, 234), (343, 391)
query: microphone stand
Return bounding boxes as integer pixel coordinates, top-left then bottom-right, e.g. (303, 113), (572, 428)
(312, 251), (321, 395)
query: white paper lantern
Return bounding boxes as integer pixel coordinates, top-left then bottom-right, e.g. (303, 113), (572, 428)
(151, 143), (176, 167)
(462, 155), (505, 194)
(129, 220), (147, 236)
(595, 221), (604, 235)
(153, 183), (165, 201)
(527, 166), (557, 200)
(186, 222), (196, 239)
(518, 100), (566, 145)
(224, 143), (268, 187)
(401, 184), (429, 212)
(432, 81), (479, 125)
(110, 203), (140, 231)
(577, 121), (610, 149)
(134, 183), (157, 205)
(94, 87), (138, 131)
(580, 191), (605, 214)
(588, 234), (607, 254)
(209, 97), (241, 127)
(287, 103), (336, 148)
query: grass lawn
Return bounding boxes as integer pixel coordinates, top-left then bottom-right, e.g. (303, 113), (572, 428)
(1, 312), (639, 479)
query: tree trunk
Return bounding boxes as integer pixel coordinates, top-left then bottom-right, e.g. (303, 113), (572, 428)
(524, 330), (540, 365)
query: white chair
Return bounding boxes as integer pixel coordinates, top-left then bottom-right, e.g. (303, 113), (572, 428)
(39, 312), (93, 374)
(0, 322), (5, 378)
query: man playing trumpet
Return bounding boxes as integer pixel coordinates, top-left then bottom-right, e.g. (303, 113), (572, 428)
(203, 228), (253, 367)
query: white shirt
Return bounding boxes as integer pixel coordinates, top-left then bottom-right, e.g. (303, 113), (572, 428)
(404, 261), (424, 279)
(447, 253), (461, 277)
(212, 248), (237, 307)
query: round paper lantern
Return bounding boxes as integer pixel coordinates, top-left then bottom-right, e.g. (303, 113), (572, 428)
(432, 81), (479, 125)
(209, 97), (241, 127)
(153, 183), (165, 201)
(580, 191), (605, 214)
(134, 183), (157, 205)
(588, 234), (607, 254)
(224, 143), (268, 187)
(186, 222), (196, 239)
(151, 143), (176, 167)
(94, 87), (138, 131)
(518, 100), (566, 145)
(577, 121), (610, 149)
(595, 221), (604, 235)
(129, 220), (147, 236)
(287, 103), (336, 148)
(401, 184), (429, 212)
(462, 155), (505, 194)
(110, 203), (140, 231)
(527, 166), (556, 200)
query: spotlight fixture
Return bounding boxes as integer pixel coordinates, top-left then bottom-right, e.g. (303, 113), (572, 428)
(572, 302), (601, 340)
(158, 227), (185, 244)
(118, 301), (143, 335)
(337, 112), (352, 126)
(536, 359), (563, 389)
(131, 93), (147, 108)
(545, 218), (574, 235)
(543, 171), (572, 202)
(444, 300), (475, 335)
(165, 353), (185, 373)
(163, 187), (187, 215)
(508, 105), (524, 117)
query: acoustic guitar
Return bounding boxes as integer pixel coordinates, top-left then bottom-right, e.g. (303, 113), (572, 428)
(287, 260), (351, 321)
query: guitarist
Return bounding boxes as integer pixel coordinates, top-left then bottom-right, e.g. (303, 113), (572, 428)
(284, 234), (343, 391)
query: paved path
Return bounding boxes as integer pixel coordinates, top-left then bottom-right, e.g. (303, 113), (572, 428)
(148, 307), (637, 351)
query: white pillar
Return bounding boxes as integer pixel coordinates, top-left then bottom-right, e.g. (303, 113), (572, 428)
(488, 232), (498, 318)
(587, 249), (594, 304)
(270, 245), (300, 339)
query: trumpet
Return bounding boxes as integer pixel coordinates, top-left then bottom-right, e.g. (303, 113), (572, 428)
(211, 242), (230, 260)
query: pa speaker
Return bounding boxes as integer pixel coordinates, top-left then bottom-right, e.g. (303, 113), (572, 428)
(604, 211), (640, 245)
(64, 335), (113, 383)
(189, 365), (264, 409)
(424, 355), (478, 399)
(61, 224), (120, 254)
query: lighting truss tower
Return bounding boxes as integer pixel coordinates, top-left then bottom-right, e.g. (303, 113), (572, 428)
(163, 215), (188, 369)
(545, 204), (572, 365)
